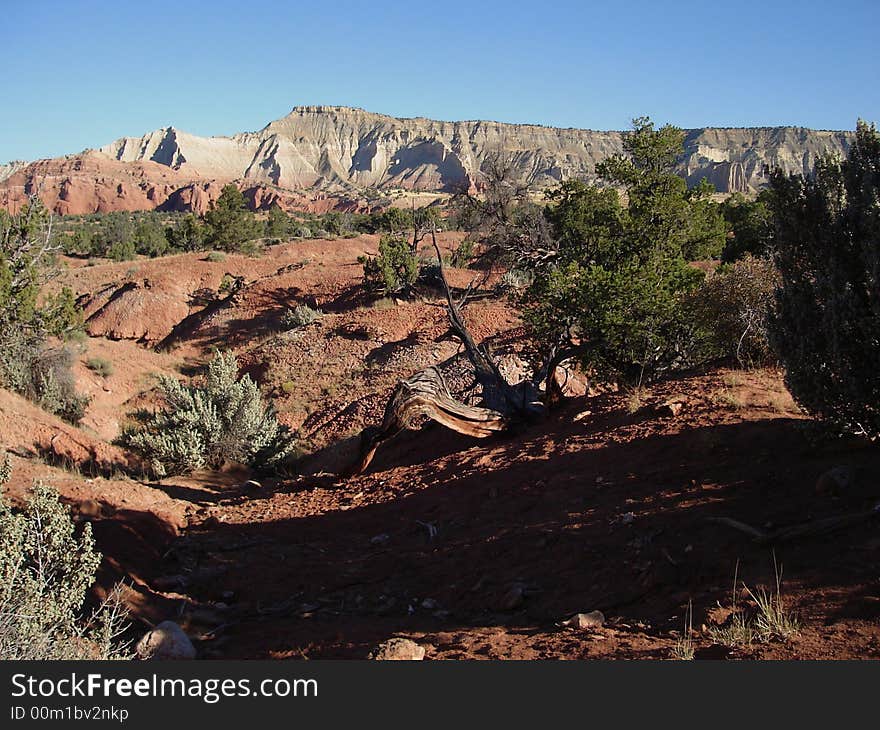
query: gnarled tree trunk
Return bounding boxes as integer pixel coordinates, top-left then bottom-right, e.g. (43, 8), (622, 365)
(346, 232), (546, 476)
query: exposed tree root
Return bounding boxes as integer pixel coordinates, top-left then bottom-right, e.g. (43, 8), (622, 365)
(709, 503), (880, 545)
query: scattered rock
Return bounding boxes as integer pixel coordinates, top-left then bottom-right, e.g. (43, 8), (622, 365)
(655, 397), (685, 417)
(815, 465), (855, 496)
(136, 621), (197, 660)
(561, 611), (605, 629)
(368, 638), (425, 661)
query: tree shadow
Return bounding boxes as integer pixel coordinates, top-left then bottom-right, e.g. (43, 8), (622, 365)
(154, 413), (880, 658)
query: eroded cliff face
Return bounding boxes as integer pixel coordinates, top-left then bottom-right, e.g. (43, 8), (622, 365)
(1, 106), (854, 215)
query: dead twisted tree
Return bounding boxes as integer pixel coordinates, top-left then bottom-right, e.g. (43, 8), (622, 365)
(346, 161), (601, 476)
(347, 226), (583, 476)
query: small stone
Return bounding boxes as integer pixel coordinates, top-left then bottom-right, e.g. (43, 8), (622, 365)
(370, 533), (390, 545)
(421, 598), (438, 610)
(368, 638), (425, 661)
(562, 611), (606, 629)
(656, 400), (683, 417)
(136, 621), (196, 660)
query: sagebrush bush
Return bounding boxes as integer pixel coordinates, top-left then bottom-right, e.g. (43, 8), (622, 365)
(0, 482), (130, 660)
(0, 451), (10, 485)
(498, 268), (535, 292)
(690, 256), (779, 367)
(123, 351), (295, 476)
(205, 250), (226, 263)
(770, 121), (880, 437)
(0, 333), (90, 423)
(85, 356), (114, 378)
(280, 304), (322, 329)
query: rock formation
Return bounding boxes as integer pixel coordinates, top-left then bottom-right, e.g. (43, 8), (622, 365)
(1, 106), (854, 215)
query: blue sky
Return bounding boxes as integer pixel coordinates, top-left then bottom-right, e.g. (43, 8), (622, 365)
(2, 0), (877, 163)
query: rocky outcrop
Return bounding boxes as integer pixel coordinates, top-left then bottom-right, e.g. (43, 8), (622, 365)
(1, 106), (854, 215)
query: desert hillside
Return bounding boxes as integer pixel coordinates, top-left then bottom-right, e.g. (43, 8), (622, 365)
(2, 234), (878, 659)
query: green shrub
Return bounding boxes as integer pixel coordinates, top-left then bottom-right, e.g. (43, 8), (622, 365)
(167, 214), (205, 252)
(1, 200), (88, 421)
(0, 332), (89, 425)
(0, 483), (130, 660)
(203, 185), (259, 252)
(769, 120), (880, 437)
(498, 268), (534, 292)
(360, 234), (419, 295)
(122, 351), (295, 476)
(721, 191), (774, 263)
(107, 238), (136, 262)
(689, 256), (779, 367)
(238, 239), (263, 258)
(280, 304), (322, 329)
(132, 219), (169, 258)
(449, 238), (476, 267)
(85, 356), (114, 378)
(205, 250), (226, 263)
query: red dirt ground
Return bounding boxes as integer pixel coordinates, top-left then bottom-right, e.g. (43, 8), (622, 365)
(3, 236), (879, 660)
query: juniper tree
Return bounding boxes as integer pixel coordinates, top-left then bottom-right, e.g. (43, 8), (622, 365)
(769, 120), (880, 437)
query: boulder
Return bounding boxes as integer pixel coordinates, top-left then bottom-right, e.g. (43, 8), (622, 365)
(136, 621), (197, 660)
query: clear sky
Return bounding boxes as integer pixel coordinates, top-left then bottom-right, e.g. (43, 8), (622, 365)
(2, 0), (878, 163)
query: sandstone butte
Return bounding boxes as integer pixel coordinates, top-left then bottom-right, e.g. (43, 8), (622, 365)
(0, 105), (854, 215)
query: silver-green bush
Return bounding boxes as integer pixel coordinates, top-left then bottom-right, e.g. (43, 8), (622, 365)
(280, 304), (322, 330)
(0, 481), (129, 660)
(123, 351), (295, 476)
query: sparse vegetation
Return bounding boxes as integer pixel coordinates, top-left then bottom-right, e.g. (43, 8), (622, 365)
(690, 255), (779, 367)
(122, 351), (295, 477)
(624, 384), (649, 414)
(85, 356), (114, 378)
(280, 304), (323, 329)
(671, 601), (695, 660)
(0, 481), (130, 659)
(360, 233), (419, 295)
(708, 559), (799, 647)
